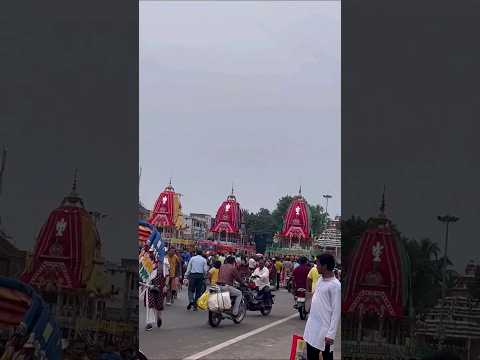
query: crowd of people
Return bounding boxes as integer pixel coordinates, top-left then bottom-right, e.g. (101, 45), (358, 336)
(142, 247), (342, 360)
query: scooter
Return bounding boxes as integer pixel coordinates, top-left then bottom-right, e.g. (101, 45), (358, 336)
(293, 288), (308, 320)
(286, 274), (293, 293)
(207, 285), (247, 327)
(242, 276), (275, 316)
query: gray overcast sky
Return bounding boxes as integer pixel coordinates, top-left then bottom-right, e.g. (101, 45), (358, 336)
(140, 1), (340, 218)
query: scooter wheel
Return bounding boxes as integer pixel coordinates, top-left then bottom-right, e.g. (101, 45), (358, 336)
(208, 311), (222, 327)
(260, 306), (272, 316)
(233, 301), (246, 324)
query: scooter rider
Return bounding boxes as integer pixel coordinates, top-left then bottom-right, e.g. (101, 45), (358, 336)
(292, 256), (310, 294)
(292, 256), (311, 311)
(251, 258), (270, 295)
(217, 256), (247, 317)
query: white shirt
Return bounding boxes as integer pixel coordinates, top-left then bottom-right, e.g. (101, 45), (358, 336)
(303, 276), (341, 352)
(248, 258), (257, 269)
(163, 257), (170, 277)
(252, 267), (270, 289)
(185, 255), (208, 276)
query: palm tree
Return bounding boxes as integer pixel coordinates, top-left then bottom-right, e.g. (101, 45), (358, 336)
(406, 238), (443, 314)
(419, 238), (441, 261)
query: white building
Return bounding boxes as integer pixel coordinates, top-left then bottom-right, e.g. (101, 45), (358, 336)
(183, 213), (212, 241)
(414, 260), (480, 360)
(313, 216), (341, 264)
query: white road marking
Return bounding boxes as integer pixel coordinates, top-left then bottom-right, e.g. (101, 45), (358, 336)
(182, 313), (299, 360)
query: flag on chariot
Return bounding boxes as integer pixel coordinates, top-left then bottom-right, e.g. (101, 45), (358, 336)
(138, 221), (164, 282)
(0, 277), (62, 360)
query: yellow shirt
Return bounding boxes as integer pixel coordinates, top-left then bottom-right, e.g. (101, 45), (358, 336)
(167, 255), (179, 277)
(209, 267), (219, 285)
(307, 266), (320, 291)
(274, 261), (283, 273)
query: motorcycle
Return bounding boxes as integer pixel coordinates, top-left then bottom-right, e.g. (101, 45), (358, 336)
(293, 288), (308, 320)
(285, 274), (293, 292)
(207, 285), (247, 327)
(242, 276), (275, 316)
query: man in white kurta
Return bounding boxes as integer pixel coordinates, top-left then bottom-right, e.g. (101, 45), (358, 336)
(303, 254), (341, 360)
(252, 258), (270, 290)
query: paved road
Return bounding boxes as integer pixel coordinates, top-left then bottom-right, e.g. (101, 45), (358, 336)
(140, 287), (341, 360)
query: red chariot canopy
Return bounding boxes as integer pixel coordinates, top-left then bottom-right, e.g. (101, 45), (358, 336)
(211, 192), (241, 234)
(343, 220), (408, 318)
(149, 183), (176, 227)
(21, 193), (98, 290)
(280, 196), (311, 240)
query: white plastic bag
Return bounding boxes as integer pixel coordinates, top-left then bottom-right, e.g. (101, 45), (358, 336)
(207, 287), (232, 311)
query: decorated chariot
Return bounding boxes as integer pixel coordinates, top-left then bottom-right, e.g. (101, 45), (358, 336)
(266, 189), (313, 258)
(0, 277), (62, 359)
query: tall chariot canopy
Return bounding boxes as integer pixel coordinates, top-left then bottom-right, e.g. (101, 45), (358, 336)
(342, 192), (411, 318)
(21, 171), (106, 294)
(149, 181), (184, 230)
(211, 188), (242, 235)
(280, 192), (312, 240)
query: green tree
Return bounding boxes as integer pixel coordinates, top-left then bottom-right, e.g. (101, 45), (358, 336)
(405, 237), (444, 314)
(309, 204), (327, 237)
(245, 208), (276, 253)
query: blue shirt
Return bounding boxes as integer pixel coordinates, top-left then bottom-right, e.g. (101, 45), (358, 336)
(185, 255), (208, 276)
(182, 252), (191, 264)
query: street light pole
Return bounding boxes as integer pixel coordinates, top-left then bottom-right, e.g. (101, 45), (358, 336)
(323, 194), (332, 216)
(436, 214), (459, 348)
(437, 215), (459, 299)
(89, 211), (108, 227)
